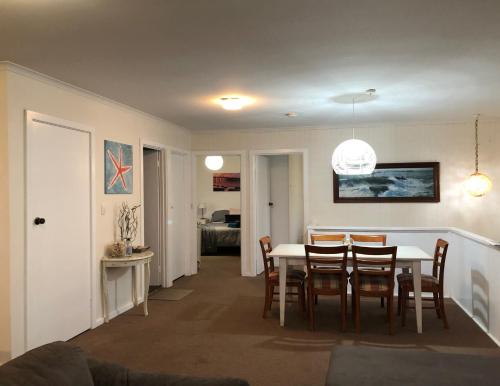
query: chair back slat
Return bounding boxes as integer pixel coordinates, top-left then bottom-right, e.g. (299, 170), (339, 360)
(310, 233), (346, 245)
(259, 236), (274, 279)
(433, 239), (449, 285)
(352, 245), (397, 282)
(305, 244), (349, 274)
(350, 234), (387, 246)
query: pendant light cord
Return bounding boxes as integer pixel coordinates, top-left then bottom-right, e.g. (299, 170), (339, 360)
(475, 114), (480, 173)
(352, 96), (356, 139)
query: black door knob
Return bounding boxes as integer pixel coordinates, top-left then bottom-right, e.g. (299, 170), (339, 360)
(34, 217), (46, 225)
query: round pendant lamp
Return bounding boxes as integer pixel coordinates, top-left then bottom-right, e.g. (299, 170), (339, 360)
(205, 155), (224, 171)
(332, 92), (377, 175)
(464, 115), (492, 197)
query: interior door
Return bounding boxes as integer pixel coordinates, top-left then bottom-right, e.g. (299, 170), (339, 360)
(269, 155), (290, 246)
(26, 113), (92, 350)
(169, 151), (186, 281)
(255, 155), (271, 274)
(143, 148), (161, 286)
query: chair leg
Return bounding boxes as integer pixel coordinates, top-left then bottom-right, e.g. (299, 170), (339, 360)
(263, 284), (270, 318)
(268, 285), (274, 310)
(397, 284), (402, 316)
(340, 288), (347, 332)
(387, 295), (394, 335)
(355, 290), (361, 333)
(439, 291), (449, 329)
(433, 291), (441, 319)
(380, 297), (385, 308)
(301, 284), (307, 315)
(401, 289), (407, 327)
(315, 294), (318, 305)
(308, 289), (315, 331)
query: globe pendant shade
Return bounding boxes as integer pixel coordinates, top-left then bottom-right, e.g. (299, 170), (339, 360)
(205, 155), (224, 171)
(464, 172), (492, 197)
(331, 139), (377, 175)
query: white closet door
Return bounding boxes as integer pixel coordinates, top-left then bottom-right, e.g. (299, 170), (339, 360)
(269, 155), (290, 247)
(26, 113), (92, 350)
(169, 152), (186, 281)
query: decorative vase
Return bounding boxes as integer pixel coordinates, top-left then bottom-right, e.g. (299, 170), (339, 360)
(124, 238), (133, 257)
(109, 242), (125, 258)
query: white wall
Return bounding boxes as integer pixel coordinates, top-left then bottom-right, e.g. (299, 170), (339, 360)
(192, 122), (500, 241)
(2, 63), (191, 358)
(196, 155), (240, 219)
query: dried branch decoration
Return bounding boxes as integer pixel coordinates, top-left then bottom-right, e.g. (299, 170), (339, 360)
(117, 202), (140, 242)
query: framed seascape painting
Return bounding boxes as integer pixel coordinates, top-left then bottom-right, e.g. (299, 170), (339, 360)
(333, 162), (440, 203)
(213, 173), (240, 192)
(105, 140), (133, 194)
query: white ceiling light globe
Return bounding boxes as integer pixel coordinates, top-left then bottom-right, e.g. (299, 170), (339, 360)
(205, 155), (224, 171)
(331, 139), (377, 175)
(464, 172), (492, 197)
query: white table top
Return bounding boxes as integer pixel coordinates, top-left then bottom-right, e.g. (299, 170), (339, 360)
(268, 244), (433, 262)
(102, 251), (154, 262)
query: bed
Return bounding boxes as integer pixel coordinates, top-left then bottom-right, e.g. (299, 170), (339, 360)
(200, 210), (241, 255)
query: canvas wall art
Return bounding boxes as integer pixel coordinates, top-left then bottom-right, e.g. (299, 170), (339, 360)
(333, 162), (440, 203)
(105, 140), (133, 194)
(213, 173), (240, 192)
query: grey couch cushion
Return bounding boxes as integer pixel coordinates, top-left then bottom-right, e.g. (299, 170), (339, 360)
(0, 341), (94, 386)
(326, 346), (500, 386)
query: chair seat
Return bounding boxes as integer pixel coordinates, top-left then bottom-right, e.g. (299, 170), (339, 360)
(269, 269), (306, 284)
(397, 272), (438, 291)
(350, 274), (389, 291)
(312, 273), (342, 290)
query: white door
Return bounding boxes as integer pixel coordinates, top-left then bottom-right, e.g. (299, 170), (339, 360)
(169, 151), (186, 281)
(269, 155), (290, 246)
(26, 112), (92, 350)
(143, 148), (162, 286)
(255, 155), (271, 274)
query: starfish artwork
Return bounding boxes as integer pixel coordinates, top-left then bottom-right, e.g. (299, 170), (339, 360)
(105, 140), (133, 194)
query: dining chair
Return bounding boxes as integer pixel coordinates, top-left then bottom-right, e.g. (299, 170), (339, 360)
(310, 234), (346, 305)
(259, 236), (306, 318)
(305, 244), (349, 331)
(350, 234), (387, 308)
(350, 245), (398, 334)
(397, 239), (450, 329)
(310, 233), (346, 244)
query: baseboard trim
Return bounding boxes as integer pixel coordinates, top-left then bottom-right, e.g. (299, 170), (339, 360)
(93, 299), (143, 327)
(451, 296), (500, 347)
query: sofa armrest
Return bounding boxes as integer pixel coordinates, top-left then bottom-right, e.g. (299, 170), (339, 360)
(88, 358), (249, 386)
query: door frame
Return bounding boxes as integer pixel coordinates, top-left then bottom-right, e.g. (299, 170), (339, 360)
(191, 150), (250, 276)
(140, 139), (167, 288)
(249, 149), (309, 276)
(24, 110), (97, 349)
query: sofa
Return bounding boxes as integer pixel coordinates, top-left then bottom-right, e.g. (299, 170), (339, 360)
(0, 341), (250, 386)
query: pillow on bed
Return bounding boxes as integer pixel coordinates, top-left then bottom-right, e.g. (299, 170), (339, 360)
(227, 222), (240, 228)
(211, 210), (229, 223)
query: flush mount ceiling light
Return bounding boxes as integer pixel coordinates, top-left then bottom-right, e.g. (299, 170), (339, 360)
(216, 96), (253, 111)
(464, 115), (492, 197)
(331, 90), (377, 175)
(205, 155), (224, 171)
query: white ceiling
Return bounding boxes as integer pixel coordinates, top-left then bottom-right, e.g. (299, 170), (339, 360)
(1, 0), (500, 130)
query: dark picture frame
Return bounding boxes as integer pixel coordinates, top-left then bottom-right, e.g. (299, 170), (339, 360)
(333, 162), (440, 203)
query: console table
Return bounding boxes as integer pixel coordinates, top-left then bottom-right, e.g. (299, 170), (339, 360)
(101, 251), (153, 323)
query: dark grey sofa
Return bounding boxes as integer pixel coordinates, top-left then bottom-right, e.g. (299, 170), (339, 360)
(0, 341), (249, 386)
(326, 346), (500, 386)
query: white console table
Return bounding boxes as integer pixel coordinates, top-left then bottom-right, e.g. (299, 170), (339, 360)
(101, 251), (153, 323)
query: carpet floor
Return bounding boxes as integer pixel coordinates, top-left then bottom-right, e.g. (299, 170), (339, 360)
(71, 255), (500, 386)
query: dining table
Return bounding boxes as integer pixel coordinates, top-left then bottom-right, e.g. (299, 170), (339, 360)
(268, 244), (434, 333)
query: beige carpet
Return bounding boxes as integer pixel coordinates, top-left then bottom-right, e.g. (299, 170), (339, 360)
(71, 255), (500, 386)
(149, 288), (193, 301)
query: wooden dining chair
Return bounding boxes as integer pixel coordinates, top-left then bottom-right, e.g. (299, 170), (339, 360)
(259, 236), (306, 318)
(397, 239), (450, 329)
(305, 244), (349, 331)
(350, 234), (387, 308)
(310, 233), (346, 245)
(350, 245), (398, 334)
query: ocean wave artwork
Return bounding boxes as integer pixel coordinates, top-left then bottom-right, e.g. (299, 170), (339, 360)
(338, 167), (436, 198)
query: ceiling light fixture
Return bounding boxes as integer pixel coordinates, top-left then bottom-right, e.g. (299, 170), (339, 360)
(331, 90), (377, 175)
(464, 115), (492, 197)
(205, 155), (224, 171)
(217, 96), (253, 111)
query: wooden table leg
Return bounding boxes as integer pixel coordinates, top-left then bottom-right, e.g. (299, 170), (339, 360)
(132, 265), (138, 306)
(412, 261), (423, 334)
(101, 262), (109, 323)
(279, 257), (287, 327)
(143, 260), (150, 317)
